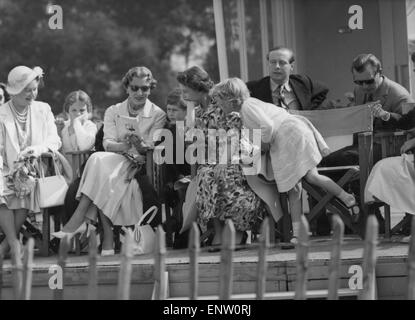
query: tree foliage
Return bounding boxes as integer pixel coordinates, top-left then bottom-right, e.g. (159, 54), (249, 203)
(0, 0), (218, 115)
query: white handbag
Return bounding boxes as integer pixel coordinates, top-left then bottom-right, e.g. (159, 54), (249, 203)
(36, 153), (69, 208)
(122, 206), (158, 255)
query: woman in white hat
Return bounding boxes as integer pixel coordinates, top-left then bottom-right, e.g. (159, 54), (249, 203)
(0, 66), (61, 257)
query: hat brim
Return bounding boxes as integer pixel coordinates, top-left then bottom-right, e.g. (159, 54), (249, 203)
(6, 68), (43, 95)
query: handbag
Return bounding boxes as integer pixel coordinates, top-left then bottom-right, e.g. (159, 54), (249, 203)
(122, 205), (158, 255)
(36, 153), (69, 208)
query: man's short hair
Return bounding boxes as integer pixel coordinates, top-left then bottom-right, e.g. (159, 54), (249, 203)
(351, 53), (382, 74)
(166, 88), (187, 110)
(266, 46), (295, 63)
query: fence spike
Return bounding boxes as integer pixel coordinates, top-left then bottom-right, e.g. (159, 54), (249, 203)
(21, 238), (35, 300)
(294, 215), (309, 300)
(328, 215), (344, 300)
(153, 226), (167, 300)
(407, 217), (415, 300)
(256, 217), (270, 300)
(219, 219), (235, 300)
(87, 230), (98, 300)
(11, 240), (23, 300)
(54, 235), (70, 300)
(117, 229), (133, 300)
(189, 222), (200, 300)
(360, 215), (378, 300)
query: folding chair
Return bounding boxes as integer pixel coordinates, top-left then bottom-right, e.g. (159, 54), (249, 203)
(65, 150), (93, 179)
(288, 105), (374, 237)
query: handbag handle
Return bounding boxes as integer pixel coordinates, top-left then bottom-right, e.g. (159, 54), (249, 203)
(137, 205), (158, 226)
(38, 152), (62, 179)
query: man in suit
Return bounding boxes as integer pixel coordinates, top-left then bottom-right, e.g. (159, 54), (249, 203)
(246, 46), (329, 110)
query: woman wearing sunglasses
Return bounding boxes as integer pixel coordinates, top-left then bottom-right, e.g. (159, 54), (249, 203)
(52, 66), (166, 256)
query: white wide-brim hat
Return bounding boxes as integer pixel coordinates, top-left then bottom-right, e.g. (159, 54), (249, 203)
(6, 66), (43, 95)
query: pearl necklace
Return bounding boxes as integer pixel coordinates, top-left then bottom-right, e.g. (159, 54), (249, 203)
(128, 102), (142, 117)
(9, 100), (29, 124)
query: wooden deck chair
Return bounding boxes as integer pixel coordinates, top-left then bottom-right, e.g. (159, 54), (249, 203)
(288, 105), (374, 237)
(65, 150), (93, 179)
(373, 130), (415, 238)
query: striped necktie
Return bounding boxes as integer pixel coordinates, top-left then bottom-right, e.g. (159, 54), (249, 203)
(272, 85), (287, 109)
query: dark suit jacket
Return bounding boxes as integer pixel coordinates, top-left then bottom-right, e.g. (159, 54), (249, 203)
(388, 107), (415, 131)
(246, 75), (329, 110)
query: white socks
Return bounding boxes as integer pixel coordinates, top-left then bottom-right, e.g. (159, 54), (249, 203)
(292, 221), (300, 238)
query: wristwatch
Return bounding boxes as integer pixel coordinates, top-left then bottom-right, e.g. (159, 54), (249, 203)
(381, 112), (391, 121)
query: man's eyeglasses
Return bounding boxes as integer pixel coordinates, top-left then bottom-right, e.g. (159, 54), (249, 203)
(129, 85), (151, 92)
(354, 78), (376, 86)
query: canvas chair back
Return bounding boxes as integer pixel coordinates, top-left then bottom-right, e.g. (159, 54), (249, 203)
(289, 105), (373, 151)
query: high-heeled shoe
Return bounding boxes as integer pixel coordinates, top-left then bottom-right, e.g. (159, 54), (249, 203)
(51, 223), (88, 239)
(338, 192), (360, 223)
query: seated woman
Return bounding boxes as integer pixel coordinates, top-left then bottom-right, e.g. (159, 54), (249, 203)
(211, 78), (359, 243)
(52, 66), (166, 256)
(59, 90), (97, 157)
(178, 66), (268, 246)
(0, 66), (61, 257)
(365, 107), (415, 241)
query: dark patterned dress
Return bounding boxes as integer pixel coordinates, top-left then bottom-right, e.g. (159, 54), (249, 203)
(193, 104), (267, 234)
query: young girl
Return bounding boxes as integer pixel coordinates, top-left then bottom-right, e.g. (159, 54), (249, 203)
(212, 78), (359, 243)
(59, 90), (97, 156)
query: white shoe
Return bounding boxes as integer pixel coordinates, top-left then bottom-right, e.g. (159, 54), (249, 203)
(402, 236), (411, 243)
(290, 237), (298, 245)
(51, 223), (88, 239)
(101, 249), (115, 256)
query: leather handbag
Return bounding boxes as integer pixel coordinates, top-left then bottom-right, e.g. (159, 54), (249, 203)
(121, 205), (158, 255)
(36, 153), (69, 208)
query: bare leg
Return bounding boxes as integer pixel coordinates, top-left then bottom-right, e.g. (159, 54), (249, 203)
(211, 218), (222, 245)
(211, 218), (244, 245)
(61, 194), (93, 233)
(304, 167), (356, 206)
(98, 210), (114, 251)
(0, 205), (19, 257)
(14, 209), (28, 234)
(288, 183), (302, 223)
(0, 209), (29, 255)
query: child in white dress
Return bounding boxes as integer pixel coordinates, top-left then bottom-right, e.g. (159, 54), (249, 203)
(58, 90), (97, 156)
(212, 78), (359, 243)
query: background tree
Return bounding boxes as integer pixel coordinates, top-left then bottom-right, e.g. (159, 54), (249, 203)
(0, 0), (218, 116)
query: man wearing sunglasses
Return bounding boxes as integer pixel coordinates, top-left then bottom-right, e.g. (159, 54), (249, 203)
(319, 53), (413, 234)
(352, 53), (413, 133)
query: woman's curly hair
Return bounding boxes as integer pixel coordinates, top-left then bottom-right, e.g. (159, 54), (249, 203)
(122, 66), (157, 90)
(177, 66), (213, 93)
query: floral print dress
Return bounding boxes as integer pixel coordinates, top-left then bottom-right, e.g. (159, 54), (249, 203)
(193, 104), (267, 234)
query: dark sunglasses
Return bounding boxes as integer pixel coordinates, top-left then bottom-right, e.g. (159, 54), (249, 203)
(129, 85), (151, 92)
(354, 78), (376, 86)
